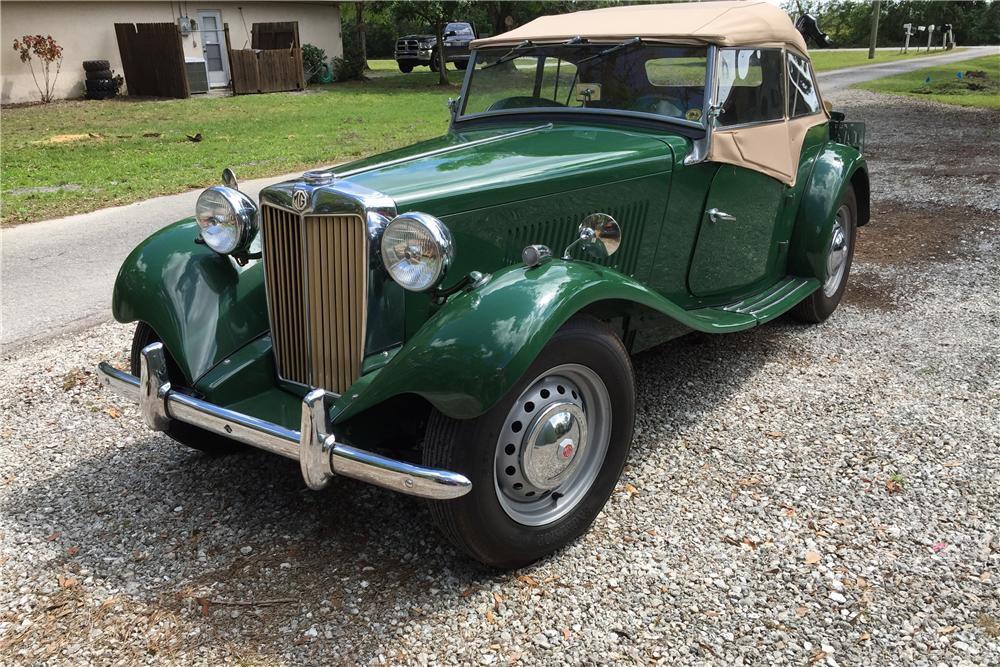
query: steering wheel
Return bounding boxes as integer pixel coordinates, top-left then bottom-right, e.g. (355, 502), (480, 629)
(487, 97), (567, 111)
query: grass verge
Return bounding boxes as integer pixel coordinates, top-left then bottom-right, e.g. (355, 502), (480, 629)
(0, 72), (457, 225)
(857, 53), (1000, 109)
(808, 47), (968, 72)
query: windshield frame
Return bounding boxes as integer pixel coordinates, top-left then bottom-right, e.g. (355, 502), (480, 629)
(454, 42), (712, 132)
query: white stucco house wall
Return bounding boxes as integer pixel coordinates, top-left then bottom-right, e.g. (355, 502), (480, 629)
(1, 0), (343, 104)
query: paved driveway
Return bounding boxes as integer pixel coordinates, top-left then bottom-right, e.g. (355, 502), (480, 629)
(1, 46), (994, 350)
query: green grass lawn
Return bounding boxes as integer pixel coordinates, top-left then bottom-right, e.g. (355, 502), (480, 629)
(0, 71), (458, 225)
(809, 47), (967, 72)
(857, 53), (1000, 109)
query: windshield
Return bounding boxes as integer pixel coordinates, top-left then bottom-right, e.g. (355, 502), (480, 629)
(460, 44), (708, 124)
(446, 23), (474, 37)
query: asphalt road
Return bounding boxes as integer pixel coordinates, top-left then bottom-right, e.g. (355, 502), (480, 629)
(1, 46), (994, 350)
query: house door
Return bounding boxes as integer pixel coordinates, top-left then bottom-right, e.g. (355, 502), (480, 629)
(198, 11), (229, 87)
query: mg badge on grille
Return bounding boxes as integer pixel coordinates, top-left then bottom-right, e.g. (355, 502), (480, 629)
(293, 189), (309, 211)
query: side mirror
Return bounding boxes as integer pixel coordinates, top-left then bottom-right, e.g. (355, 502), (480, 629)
(447, 97), (461, 120)
(444, 31), (457, 38)
(563, 213), (621, 260)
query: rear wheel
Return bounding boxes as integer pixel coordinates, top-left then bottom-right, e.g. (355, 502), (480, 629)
(130, 323), (242, 456)
(429, 51), (441, 72)
(423, 316), (636, 569)
(792, 186), (858, 323)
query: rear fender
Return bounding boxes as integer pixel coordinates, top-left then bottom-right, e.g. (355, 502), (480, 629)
(788, 143), (869, 281)
(112, 218), (269, 384)
(330, 260), (753, 423)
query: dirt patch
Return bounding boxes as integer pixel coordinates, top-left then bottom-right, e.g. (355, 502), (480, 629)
(31, 133), (101, 145)
(843, 269), (898, 312)
(854, 202), (996, 267)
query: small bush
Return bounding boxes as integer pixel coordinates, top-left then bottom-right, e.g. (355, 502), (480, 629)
(332, 41), (367, 82)
(302, 43), (328, 84)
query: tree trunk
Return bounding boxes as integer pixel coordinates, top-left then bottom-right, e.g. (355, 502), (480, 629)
(435, 19), (449, 85)
(355, 2), (369, 71)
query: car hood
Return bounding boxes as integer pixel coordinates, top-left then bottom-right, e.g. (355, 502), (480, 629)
(341, 122), (680, 218)
(398, 34), (434, 40)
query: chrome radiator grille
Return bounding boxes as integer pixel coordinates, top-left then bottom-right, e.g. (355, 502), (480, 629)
(261, 205), (368, 394)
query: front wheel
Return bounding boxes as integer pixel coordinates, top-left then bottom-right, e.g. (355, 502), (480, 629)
(397, 62), (414, 73)
(130, 323), (242, 456)
(791, 186), (858, 323)
(423, 316), (636, 569)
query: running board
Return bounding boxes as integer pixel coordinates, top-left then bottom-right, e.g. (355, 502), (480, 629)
(721, 276), (819, 324)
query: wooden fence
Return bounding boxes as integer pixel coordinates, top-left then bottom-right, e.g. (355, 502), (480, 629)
(227, 22), (305, 95)
(114, 22), (190, 98)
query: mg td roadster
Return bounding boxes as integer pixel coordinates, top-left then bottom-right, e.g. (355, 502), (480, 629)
(99, 2), (868, 569)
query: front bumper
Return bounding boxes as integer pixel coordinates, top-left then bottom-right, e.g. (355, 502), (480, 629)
(395, 49), (432, 61)
(97, 342), (471, 500)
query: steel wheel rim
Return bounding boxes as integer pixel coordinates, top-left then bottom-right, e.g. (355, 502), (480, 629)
(823, 204), (851, 298)
(494, 363), (612, 527)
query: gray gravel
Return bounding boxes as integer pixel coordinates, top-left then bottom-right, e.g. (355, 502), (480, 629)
(2, 89), (999, 664)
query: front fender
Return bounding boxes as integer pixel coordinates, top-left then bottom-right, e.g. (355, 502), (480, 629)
(330, 260), (755, 423)
(112, 218), (269, 384)
(788, 143), (868, 281)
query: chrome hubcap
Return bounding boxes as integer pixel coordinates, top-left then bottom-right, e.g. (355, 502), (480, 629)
(823, 205), (851, 297)
(494, 364), (611, 526)
(520, 402), (587, 490)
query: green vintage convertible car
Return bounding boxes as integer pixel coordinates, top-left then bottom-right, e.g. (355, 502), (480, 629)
(99, 1), (868, 568)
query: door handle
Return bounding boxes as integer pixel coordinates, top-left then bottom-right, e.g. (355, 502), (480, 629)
(707, 208), (737, 224)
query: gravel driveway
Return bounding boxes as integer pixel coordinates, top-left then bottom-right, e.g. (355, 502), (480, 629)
(2, 89), (998, 665)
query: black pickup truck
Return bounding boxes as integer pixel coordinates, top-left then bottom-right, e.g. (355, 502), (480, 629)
(394, 21), (477, 73)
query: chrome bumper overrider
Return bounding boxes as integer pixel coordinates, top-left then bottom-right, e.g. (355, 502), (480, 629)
(96, 343), (471, 500)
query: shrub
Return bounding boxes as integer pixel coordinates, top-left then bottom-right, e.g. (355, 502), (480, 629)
(302, 43), (328, 84)
(12, 34), (64, 103)
(332, 41), (367, 82)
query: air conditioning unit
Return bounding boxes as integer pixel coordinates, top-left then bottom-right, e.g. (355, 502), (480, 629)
(185, 57), (209, 94)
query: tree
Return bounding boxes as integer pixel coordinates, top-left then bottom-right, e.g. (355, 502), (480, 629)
(388, 1), (470, 85)
(12, 34), (63, 103)
(354, 1), (370, 71)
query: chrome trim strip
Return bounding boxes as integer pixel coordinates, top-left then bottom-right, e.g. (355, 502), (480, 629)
(685, 44), (716, 165)
(336, 124), (554, 178)
(96, 352), (472, 501)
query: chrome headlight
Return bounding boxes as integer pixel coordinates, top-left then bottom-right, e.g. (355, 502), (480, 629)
(380, 212), (455, 292)
(195, 186), (258, 255)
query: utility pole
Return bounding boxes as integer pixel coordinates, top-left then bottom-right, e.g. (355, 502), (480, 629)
(868, 0), (881, 59)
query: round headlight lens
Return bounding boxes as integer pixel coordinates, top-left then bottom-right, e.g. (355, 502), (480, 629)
(195, 186), (258, 255)
(380, 212), (455, 292)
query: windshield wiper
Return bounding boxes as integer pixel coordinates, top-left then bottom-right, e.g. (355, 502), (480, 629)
(482, 36), (590, 70)
(482, 40), (535, 69)
(563, 37), (643, 105)
(575, 37), (643, 65)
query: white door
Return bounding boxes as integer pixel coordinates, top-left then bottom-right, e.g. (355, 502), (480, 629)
(198, 11), (229, 87)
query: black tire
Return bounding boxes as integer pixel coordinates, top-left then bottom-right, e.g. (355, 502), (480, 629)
(423, 316), (636, 569)
(130, 323), (243, 456)
(454, 60), (469, 71)
(791, 186), (858, 323)
(86, 68), (113, 80)
(397, 62), (414, 73)
(82, 59), (110, 72)
(429, 52), (440, 72)
(85, 79), (116, 93)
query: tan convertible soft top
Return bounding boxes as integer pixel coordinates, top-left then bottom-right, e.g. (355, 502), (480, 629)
(472, 1), (809, 56)
(472, 1), (824, 186)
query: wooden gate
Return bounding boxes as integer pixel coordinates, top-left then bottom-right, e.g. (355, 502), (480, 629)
(227, 21), (305, 95)
(114, 22), (190, 98)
